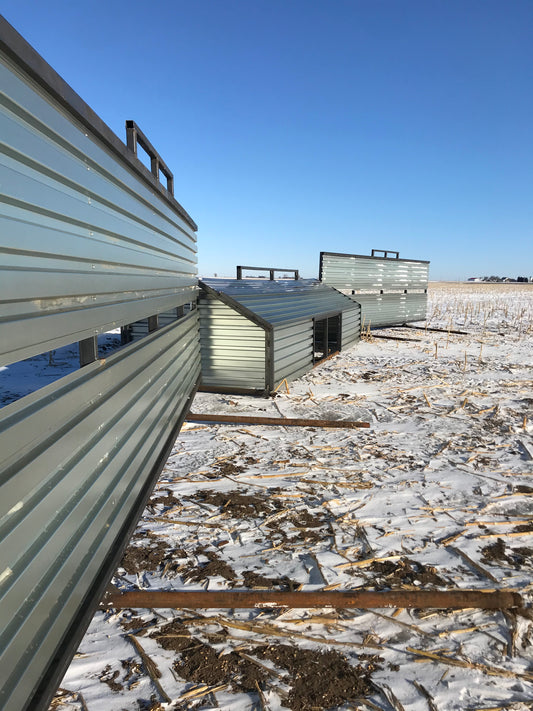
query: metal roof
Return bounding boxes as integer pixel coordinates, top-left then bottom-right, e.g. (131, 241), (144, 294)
(200, 278), (359, 327)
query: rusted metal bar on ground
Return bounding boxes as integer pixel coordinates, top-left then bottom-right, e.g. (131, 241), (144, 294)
(371, 334), (422, 342)
(101, 589), (524, 610)
(404, 325), (469, 335)
(186, 413), (371, 429)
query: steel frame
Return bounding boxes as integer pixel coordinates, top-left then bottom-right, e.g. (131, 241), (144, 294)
(236, 266), (300, 280)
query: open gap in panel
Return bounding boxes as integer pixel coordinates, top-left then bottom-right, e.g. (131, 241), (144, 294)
(313, 314), (341, 363)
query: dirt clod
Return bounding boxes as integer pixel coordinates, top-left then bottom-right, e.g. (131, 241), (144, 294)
(254, 644), (375, 710)
(120, 615), (158, 635)
(182, 551), (236, 582)
(120, 540), (170, 574)
(173, 639), (268, 691)
(147, 490), (180, 511)
(481, 538), (533, 569)
(241, 570), (299, 590)
(367, 557), (447, 588)
(151, 620), (192, 652)
(99, 665), (123, 692)
(190, 489), (282, 518)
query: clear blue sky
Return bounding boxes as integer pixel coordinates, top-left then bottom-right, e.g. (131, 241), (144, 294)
(3, 1), (532, 280)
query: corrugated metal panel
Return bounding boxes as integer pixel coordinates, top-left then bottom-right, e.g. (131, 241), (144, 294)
(200, 279), (360, 327)
(199, 280), (362, 392)
(272, 321), (313, 387)
(320, 252), (429, 326)
(0, 314), (201, 711)
(405, 293), (428, 323)
(0, 19), (200, 711)
(352, 292), (428, 328)
(130, 320), (151, 341)
(320, 253), (429, 291)
(199, 295), (266, 390)
(341, 305), (361, 349)
(128, 308), (188, 341)
(0, 46), (197, 367)
(158, 309), (183, 327)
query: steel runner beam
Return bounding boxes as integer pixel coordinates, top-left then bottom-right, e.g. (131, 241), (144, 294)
(101, 589), (524, 610)
(186, 413), (370, 429)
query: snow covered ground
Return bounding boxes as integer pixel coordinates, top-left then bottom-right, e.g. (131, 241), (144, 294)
(40, 282), (533, 710)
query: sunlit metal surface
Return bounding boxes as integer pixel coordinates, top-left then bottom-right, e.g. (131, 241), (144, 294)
(199, 279), (360, 392)
(0, 17), (200, 711)
(0, 19), (197, 367)
(320, 252), (429, 327)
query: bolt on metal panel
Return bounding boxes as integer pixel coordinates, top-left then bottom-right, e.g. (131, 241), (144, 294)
(341, 307), (361, 349)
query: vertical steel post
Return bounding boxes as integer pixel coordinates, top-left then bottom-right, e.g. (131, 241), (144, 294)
(79, 336), (98, 367)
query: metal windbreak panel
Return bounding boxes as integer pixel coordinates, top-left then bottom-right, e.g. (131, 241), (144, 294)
(0, 314), (200, 711)
(0, 46), (197, 366)
(320, 252), (429, 326)
(353, 293), (427, 328)
(272, 321), (313, 387)
(0, 19), (201, 710)
(404, 292), (428, 323)
(199, 295), (267, 390)
(320, 253), (429, 291)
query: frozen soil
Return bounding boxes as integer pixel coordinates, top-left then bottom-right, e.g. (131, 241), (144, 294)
(50, 283), (533, 711)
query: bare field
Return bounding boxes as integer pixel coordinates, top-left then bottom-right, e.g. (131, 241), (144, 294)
(51, 283), (533, 711)
(427, 282), (533, 337)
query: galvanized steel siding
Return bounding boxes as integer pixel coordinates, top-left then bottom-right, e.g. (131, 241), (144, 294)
(199, 295), (266, 390)
(0, 20), (200, 711)
(355, 292), (428, 328)
(272, 321), (313, 387)
(341, 305), (361, 349)
(320, 253), (429, 291)
(0, 48), (197, 367)
(404, 292), (428, 323)
(320, 252), (429, 327)
(201, 279), (361, 326)
(0, 314), (200, 710)
(199, 280), (362, 392)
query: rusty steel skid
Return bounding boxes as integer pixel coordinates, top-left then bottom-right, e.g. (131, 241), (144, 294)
(370, 334), (422, 342)
(404, 324), (470, 335)
(186, 413), (371, 429)
(101, 589), (525, 611)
